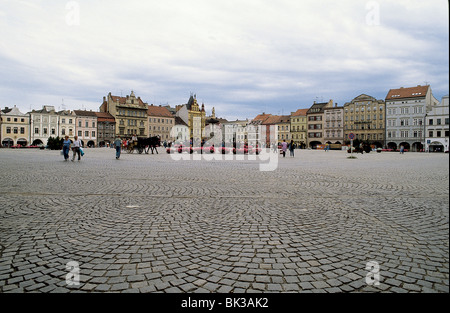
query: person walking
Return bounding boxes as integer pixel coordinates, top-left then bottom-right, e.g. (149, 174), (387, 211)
(289, 140), (295, 157)
(281, 139), (288, 158)
(71, 135), (82, 162)
(114, 135), (122, 159)
(62, 135), (71, 161)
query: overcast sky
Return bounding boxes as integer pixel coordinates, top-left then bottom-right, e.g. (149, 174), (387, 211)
(0, 0), (448, 120)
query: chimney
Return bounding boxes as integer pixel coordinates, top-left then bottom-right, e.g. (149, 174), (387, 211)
(103, 96), (106, 102)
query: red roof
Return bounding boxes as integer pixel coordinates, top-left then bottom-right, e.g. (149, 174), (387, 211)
(94, 112), (115, 122)
(291, 109), (308, 116)
(386, 85), (429, 100)
(147, 105), (173, 118)
(253, 113), (272, 123)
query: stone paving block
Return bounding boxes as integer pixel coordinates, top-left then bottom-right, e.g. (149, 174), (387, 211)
(0, 149), (448, 294)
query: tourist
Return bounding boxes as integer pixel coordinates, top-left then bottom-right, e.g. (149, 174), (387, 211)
(62, 136), (71, 161)
(71, 135), (82, 162)
(281, 140), (288, 158)
(289, 140), (295, 157)
(114, 135), (122, 159)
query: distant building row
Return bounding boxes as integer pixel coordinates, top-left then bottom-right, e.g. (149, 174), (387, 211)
(249, 85), (448, 152)
(1, 85), (448, 152)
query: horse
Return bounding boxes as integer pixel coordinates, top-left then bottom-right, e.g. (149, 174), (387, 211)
(138, 136), (161, 154)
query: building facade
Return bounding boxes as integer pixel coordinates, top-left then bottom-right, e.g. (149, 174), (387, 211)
(29, 105), (59, 146)
(306, 100), (333, 148)
(58, 110), (76, 140)
(99, 91), (148, 138)
(1, 106), (30, 147)
(290, 109), (308, 149)
(276, 115), (291, 143)
(385, 85), (439, 151)
(95, 112), (116, 147)
(324, 105), (344, 145)
(343, 94), (385, 147)
(425, 95), (449, 152)
(147, 104), (175, 142)
(171, 116), (189, 144)
(74, 110), (98, 147)
(176, 94), (206, 143)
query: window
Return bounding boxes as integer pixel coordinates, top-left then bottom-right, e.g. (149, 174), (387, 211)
(86, 121), (89, 127)
(69, 119), (73, 124)
(92, 131), (95, 137)
(92, 122), (95, 128)
(85, 131), (89, 137)
(35, 128), (39, 134)
(429, 119), (433, 125)
(437, 131), (441, 137)
(6, 127), (11, 134)
(43, 128), (48, 135)
(62, 129), (66, 135)
(13, 127), (18, 134)
(79, 121), (82, 127)
(62, 118), (66, 124)
(78, 131), (82, 136)
(429, 131), (433, 138)
(437, 119), (441, 125)
(52, 128), (56, 135)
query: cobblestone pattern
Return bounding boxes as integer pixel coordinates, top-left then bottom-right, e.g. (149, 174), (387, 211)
(0, 148), (448, 293)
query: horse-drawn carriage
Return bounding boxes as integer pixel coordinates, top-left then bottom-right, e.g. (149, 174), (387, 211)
(126, 136), (161, 154)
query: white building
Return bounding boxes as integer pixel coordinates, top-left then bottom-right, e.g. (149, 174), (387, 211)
(29, 105), (60, 146)
(171, 116), (189, 144)
(385, 85), (439, 151)
(1, 106), (30, 147)
(425, 95), (449, 152)
(58, 110), (76, 140)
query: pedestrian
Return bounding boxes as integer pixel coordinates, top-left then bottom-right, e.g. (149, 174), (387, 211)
(114, 135), (122, 159)
(281, 139), (288, 158)
(62, 135), (71, 161)
(289, 140), (295, 157)
(71, 135), (82, 162)
(400, 145), (404, 154)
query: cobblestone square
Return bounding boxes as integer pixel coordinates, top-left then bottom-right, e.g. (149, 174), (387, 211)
(0, 148), (448, 293)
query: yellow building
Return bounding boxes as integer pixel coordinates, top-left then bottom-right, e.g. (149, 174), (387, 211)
(343, 94), (385, 147)
(99, 91), (148, 138)
(1, 105), (30, 147)
(276, 115), (291, 143)
(176, 94), (206, 143)
(290, 109), (308, 148)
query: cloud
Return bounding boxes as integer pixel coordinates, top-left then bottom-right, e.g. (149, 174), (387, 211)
(0, 0), (448, 119)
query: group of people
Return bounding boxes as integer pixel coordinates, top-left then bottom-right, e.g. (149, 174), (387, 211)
(62, 135), (83, 162)
(280, 140), (296, 158)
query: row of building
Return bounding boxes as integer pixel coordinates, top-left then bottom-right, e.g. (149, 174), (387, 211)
(0, 85), (449, 152)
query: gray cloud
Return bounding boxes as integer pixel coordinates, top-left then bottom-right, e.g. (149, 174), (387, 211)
(0, 0), (448, 119)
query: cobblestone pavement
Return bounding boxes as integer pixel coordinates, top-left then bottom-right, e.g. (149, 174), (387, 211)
(0, 148), (448, 293)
